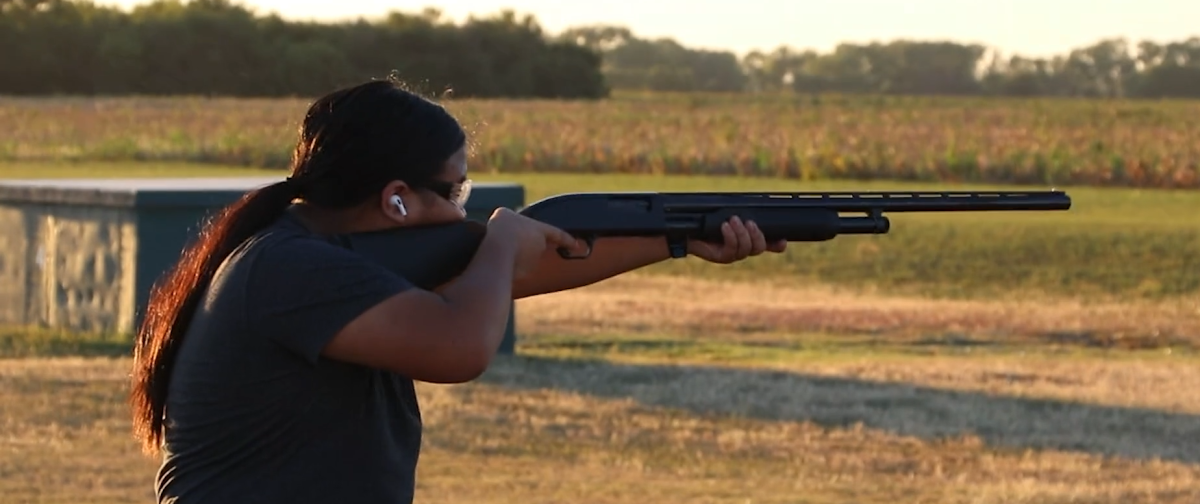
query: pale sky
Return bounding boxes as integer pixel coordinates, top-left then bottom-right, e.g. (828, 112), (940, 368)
(100, 0), (1198, 58)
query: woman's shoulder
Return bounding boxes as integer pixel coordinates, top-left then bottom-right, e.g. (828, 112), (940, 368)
(220, 213), (388, 285)
(243, 213), (357, 259)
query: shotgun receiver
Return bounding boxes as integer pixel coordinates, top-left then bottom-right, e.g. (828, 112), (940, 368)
(338, 190), (1071, 290)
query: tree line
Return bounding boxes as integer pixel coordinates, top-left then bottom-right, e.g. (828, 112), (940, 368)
(3, 0), (1200, 99)
(565, 26), (1200, 99)
(0, 0), (608, 98)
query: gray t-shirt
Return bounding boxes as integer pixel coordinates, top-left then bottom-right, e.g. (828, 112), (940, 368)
(156, 212), (420, 504)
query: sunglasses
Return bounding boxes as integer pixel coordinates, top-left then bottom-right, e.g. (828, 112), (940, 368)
(421, 178), (473, 208)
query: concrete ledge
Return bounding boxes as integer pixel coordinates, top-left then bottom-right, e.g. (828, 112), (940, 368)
(0, 178), (525, 209)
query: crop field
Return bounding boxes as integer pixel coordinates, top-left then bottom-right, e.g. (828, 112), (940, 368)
(2, 92), (1199, 189)
(1, 93), (1199, 503)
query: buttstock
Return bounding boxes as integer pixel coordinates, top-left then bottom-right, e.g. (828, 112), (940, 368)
(337, 220), (487, 290)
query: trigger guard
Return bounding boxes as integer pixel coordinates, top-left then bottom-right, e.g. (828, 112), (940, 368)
(556, 235), (595, 260)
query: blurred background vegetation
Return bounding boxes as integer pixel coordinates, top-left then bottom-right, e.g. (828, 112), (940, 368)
(4, 0), (1200, 100)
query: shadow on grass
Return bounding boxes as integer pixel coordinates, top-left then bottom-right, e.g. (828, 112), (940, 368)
(524, 336), (1004, 357)
(480, 354), (1200, 465)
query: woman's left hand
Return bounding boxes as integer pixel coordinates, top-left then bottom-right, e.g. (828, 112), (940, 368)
(687, 215), (788, 264)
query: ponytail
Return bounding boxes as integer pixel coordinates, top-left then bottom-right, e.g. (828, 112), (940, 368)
(130, 180), (297, 455)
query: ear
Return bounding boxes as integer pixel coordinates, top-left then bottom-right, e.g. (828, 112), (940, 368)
(379, 180), (413, 224)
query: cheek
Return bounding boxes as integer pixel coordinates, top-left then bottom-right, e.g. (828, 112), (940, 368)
(442, 204), (468, 221)
(418, 202), (467, 225)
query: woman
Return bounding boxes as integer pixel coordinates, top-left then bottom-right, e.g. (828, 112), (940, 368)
(131, 78), (786, 504)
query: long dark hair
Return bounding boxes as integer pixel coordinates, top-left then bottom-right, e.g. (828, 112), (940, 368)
(130, 78), (468, 454)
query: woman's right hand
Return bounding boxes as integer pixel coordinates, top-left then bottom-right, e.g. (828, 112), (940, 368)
(486, 208), (588, 279)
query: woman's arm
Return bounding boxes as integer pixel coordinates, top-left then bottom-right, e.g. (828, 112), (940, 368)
(323, 209), (585, 384)
(511, 216), (787, 299)
(511, 236), (671, 299)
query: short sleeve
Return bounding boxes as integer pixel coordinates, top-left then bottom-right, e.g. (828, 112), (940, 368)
(245, 235), (415, 364)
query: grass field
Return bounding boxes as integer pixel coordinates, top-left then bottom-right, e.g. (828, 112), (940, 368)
(2, 93), (1198, 188)
(1, 113), (1198, 502)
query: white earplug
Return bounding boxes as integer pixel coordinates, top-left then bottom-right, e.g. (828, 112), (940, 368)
(389, 195), (407, 216)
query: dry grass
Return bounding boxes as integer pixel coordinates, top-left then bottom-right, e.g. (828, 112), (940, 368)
(2, 356), (1198, 504)
(514, 275), (1200, 418)
(0, 357), (156, 503)
(516, 274), (1200, 348)
(3, 274), (1199, 502)
(420, 367), (1200, 504)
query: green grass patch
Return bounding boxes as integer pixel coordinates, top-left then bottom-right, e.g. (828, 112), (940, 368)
(518, 331), (1198, 367)
(2, 161), (1197, 301)
(0, 326), (133, 359)
(508, 172), (1200, 301)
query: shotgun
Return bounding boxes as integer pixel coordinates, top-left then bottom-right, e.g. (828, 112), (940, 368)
(336, 190), (1072, 290)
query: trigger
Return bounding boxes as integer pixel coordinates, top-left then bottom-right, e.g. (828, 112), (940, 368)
(556, 235), (595, 260)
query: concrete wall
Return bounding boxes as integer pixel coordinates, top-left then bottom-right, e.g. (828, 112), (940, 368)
(0, 203), (137, 334)
(0, 204), (30, 328)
